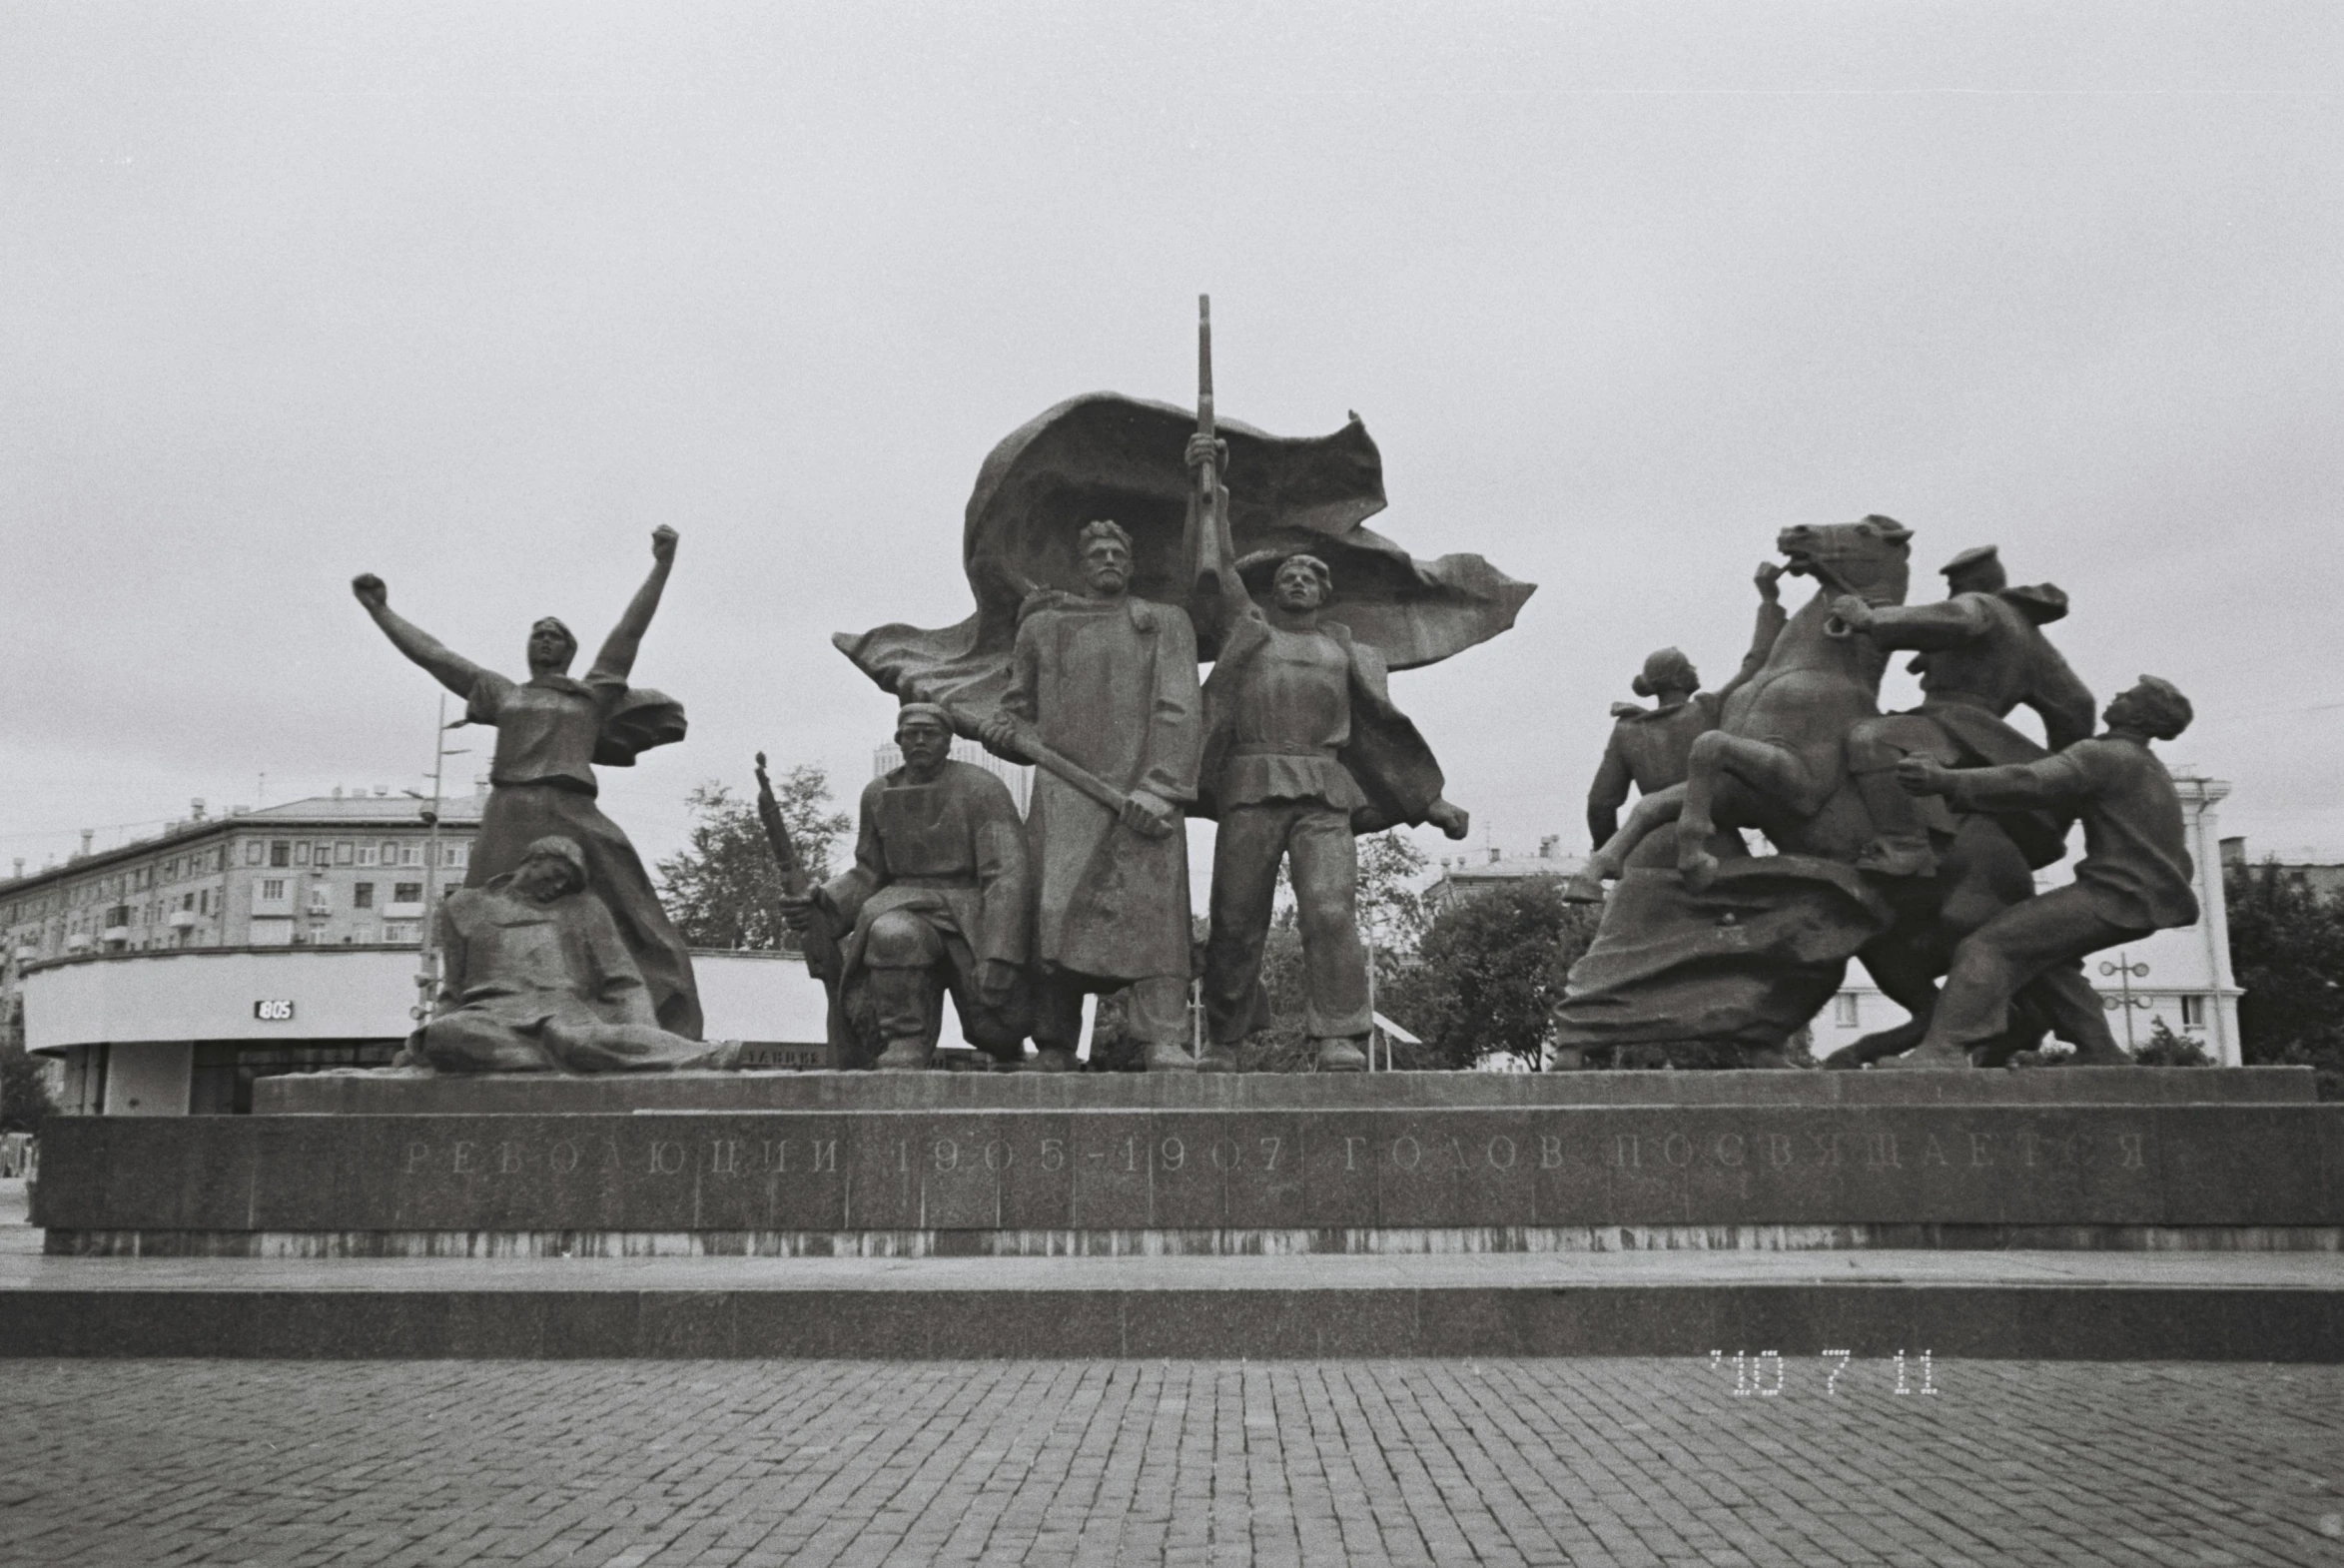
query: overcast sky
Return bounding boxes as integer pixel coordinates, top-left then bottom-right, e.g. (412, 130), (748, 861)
(4, 2), (2339, 890)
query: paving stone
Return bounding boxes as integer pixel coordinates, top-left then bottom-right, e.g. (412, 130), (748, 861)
(3, 1359), (2342, 1566)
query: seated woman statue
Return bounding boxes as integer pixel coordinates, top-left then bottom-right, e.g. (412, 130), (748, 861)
(421, 836), (738, 1074)
(352, 525), (701, 1037)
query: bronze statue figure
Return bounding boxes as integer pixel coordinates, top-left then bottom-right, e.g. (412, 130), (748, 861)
(353, 526), (701, 1038)
(979, 520), (1203, 1073)
(1186, 436), (1470, 1073)
(785, 704), (1032, 1072)
(1886, 677), (2199, 1068)
(1835, 544), (2095, 879)
(1585, 647), (1715, 851)
(420, 837), (736, 1074)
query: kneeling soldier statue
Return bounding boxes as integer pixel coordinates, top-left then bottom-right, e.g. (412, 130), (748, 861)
(787, 703), (1033, 1071)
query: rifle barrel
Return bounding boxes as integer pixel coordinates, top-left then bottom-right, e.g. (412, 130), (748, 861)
(1197, 294), (1213, 435)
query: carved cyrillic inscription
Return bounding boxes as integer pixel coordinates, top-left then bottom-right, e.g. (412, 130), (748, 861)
(385, 1118), (2156, 1191)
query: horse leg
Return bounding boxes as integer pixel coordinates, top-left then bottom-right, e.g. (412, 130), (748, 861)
(1827, 939), (1943, 1068)
(1564, 784), (1685, 901)
(1675, 732), (1820, 891)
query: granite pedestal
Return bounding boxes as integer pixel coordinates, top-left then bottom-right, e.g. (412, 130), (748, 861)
(21, 1069), (2338, 1358)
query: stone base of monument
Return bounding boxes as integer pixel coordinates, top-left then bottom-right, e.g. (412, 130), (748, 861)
(15, 1067), (2341, 1358)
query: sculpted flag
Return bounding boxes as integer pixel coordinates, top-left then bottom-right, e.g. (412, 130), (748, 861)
(833, 393), (1536, 716)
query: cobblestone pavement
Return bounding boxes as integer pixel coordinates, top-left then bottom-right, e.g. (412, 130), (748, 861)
(6, 1359), (2344, 1567)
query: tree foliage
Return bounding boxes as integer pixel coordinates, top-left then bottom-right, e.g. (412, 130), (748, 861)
(2226, 860), (2344, 1093)
(1, 1040), (54, 1136)
(1381, 879), (1600, 1070)
(655, 768), (852, 952)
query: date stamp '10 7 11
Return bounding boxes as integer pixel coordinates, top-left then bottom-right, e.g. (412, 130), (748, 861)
(1711, 1349), (1940, 1397)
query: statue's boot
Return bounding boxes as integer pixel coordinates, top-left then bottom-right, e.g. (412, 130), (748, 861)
(1851, 757), (1939, 879)
(1196, 1046), (1242, 1073)
(1879, 1041), (1972, 1071)
(1561, 870), (1608, 904)
(1026, 1047), (1079, 1074)
(1314, 1037), (1368, 1073)
(873, 1037), (933, 1071)
(1144, 1041), (1199, 1073)
(867, 960), (942, 1071)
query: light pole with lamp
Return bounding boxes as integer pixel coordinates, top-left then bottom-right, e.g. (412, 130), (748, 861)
(2099, 953), (2152, 1054)
(400, 694), (469, 1040)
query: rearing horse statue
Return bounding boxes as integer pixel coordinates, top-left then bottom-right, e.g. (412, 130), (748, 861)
(1571, 515), (1914, 895)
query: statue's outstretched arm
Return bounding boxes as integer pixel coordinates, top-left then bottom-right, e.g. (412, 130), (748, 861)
(1851, 597), (1990, 652)
(589, 526), (677, 683)
(351, 575), (493, 699)
(1715, 562), (1790, 706)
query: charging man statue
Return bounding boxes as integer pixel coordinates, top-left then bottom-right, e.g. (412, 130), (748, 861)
(1888, 676), (2200, 1068)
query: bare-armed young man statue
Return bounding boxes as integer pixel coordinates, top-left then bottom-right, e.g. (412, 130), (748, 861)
(1187, 435), (1470, 1073)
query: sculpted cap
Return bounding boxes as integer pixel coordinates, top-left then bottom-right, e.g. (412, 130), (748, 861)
(896, 701), (952, 731)
(519, 835), (588, 891)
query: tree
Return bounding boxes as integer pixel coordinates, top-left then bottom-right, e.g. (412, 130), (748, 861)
(655, 768), (852, 951)
(1357, 830), (1431, 955)
(1381, 879), (1599, 1070)
(2225, 860), (2344, 1094)
(1, 1040), (55, 1136)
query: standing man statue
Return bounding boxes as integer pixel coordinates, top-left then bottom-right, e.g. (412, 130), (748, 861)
(1889, 677), (2198, 1068)
(1187, 436), (1471, 1073)
(786, 704), (1031, 1071)
(1834, 544), (2096, 879)
(422, 837), (738, 1074)
(353, 526), (701, 1038)
(980, 520), (1202, 1073)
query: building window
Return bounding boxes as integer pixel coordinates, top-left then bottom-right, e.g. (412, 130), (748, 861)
(199, 890), (211, 915)
(260, 879), (287, 901)
(293, 842), (311, 867)
(1833, 994), (1860, 1028)
(354, 883), (375, 909)
(244, 842), (264, 867)
(358, 846), (380, 867)
(2180, 995), (2207, 1030)
(270, 841), (292, 868)
(336, 841), (355, 866)
(380, 841), (398, 865)
(382, 921), (419, 944)
(393, 882), (423, 905)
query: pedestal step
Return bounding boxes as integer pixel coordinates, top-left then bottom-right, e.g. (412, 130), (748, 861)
(5, 1252), (2340, 1360)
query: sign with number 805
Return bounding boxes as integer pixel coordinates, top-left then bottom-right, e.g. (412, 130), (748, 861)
(253, 999), (296, 1022)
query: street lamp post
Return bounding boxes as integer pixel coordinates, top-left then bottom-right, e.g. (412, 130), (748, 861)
(403, 694), (469, 1042)
(2099, 953), (2152, 1053)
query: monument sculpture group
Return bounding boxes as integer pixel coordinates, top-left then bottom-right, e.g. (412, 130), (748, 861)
(1562, 521), (2201, 1069)
(32, 294), (2328, 1353)
(343, 303), (2204, 1077)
